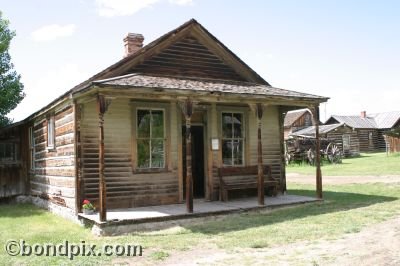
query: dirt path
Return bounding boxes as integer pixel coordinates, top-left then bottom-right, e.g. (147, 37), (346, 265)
(159, 215), (400, 266)
(287, 173), (400, 185)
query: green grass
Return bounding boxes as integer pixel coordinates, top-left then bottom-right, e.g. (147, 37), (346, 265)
(1, 182), (400, 265)
(287, 152), (400, 176)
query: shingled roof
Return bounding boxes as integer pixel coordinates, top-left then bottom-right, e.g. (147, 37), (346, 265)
(290, 123), (344, 138)
(328, 115), (377, 129)
(284, 109), (310, 127)
(369, 111), (400, 129)
(93, 73), (327, 101)
(327, 111), (400, 129)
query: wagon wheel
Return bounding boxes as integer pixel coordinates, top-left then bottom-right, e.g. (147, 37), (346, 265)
(325, 142), (342, 164)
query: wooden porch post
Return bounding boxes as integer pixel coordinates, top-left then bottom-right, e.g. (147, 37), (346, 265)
(312, 105), (323, 199)
(97, 95), (111, 221)
(180, 99), (194, 213)
(256, 103), (264, 205)
(278, 106), (287, 193)
(73, 101), (83, 214)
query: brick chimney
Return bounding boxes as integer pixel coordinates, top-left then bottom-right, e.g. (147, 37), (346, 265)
(123, 33), (144, 57)
(360, 111), (367, 118)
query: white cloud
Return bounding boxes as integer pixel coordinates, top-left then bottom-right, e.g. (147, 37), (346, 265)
(31, 24), (76, 42)
(96, 0), (160, 17)
(168, 0), (193, 5)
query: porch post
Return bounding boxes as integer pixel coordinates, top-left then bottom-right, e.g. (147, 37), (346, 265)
(180, 99), (194, 213)
(278, 106), (287, 193)
(97, 95), (111, 221)
(73, 101), (83, 214)
(312, 105), (323, 199)
(256, 103), (264, 205)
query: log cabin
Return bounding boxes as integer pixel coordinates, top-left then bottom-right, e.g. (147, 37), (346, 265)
(289, 123), (360, 157)
(283, 109), (313, 140)
(0, 19), (328, 220)
(325, 111), (400, 153)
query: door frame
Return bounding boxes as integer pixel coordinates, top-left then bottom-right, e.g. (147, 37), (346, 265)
(180, 123), (209, 201)
(179, 111), (209, 201)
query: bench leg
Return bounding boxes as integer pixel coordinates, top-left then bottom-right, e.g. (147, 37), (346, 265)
(273, 186), (278, 197)
(221, 189), (228, 201)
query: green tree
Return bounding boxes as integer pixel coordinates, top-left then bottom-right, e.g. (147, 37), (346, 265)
(0, 11), (24, 127)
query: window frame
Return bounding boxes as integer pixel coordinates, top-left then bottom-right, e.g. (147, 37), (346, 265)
(46, 115), (55, 150)
(0, 142), (17, 163)
(220, 111), (245, 166)
(342, 134), (351, 151)
(135, 107), (166, 170)
(29, 126), (35, 170)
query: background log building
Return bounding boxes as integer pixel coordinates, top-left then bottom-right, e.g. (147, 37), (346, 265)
(325, 111), (400, 153)
(283, 109), (313, 140)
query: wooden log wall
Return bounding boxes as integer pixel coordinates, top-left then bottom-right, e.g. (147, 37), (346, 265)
(0, 124), (29, 198)
(284, 112), (312, 140)
(357, 129), (380, 152)
(31, 105), (76, 209)
(250, 105), (282, 179)
(80, 98), (179, 209)
(131, 35), (246, 81)
(376, 129), (388, 151)
(291, 112), (313, 131)
(325, 127), (360, 157)
(0, 165), (26, 198)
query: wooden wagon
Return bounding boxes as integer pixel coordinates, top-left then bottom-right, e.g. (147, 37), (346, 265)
(285, 137), (342, 165)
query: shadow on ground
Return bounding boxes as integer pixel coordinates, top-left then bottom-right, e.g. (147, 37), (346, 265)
(0, 203), (44, 218)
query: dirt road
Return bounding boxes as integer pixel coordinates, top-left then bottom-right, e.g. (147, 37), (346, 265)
(159, 214), (400, 266)
(287, 173), (400, 185)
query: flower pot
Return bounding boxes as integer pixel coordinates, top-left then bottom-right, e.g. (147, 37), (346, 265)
(83, 209), (95, 215)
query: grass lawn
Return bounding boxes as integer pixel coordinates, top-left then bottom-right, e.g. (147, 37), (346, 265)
(1, 182), (399, 265)
(287, 152), (400, 176)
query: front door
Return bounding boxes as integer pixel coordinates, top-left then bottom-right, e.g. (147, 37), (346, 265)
(182, 125), (205, 198)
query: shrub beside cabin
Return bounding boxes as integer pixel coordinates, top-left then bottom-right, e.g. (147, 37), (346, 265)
(0, 20), (328, 219)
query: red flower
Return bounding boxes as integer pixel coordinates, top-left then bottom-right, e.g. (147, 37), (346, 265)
(83, 199), (90, 205)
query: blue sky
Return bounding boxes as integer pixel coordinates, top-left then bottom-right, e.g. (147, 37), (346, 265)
(2, 0), (399, 122)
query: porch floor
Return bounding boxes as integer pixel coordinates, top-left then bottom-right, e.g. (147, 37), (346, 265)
(79, 194), (319, 225)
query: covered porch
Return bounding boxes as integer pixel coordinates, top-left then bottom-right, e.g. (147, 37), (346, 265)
(74, 73), (327, 222)
(79, 194), (319, 235)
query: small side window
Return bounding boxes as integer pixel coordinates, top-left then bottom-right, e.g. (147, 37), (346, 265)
(342, 134), (351, 151)
(0, 143), (16, 162)
(47, 115), (55, 149)
(29, 126), (35, 170)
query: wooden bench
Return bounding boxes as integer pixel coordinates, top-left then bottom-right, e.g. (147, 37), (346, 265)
(218, 165), (280, 201)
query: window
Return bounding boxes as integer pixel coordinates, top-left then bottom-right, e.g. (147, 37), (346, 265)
(0, 143), (16, 162)
(47, 115), (55, 149)
(222, 112), (244, 166)
(136, 109), (165, 169)
(342, 134), (351, 151)
(29, 126), (35, 170)
(368, 131), (373, 146)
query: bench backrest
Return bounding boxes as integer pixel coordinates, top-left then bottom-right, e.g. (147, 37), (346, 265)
(218, 165), (272, 179)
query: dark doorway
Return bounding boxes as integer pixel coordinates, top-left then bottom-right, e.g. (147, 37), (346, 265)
(182, 125), (205, 198)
